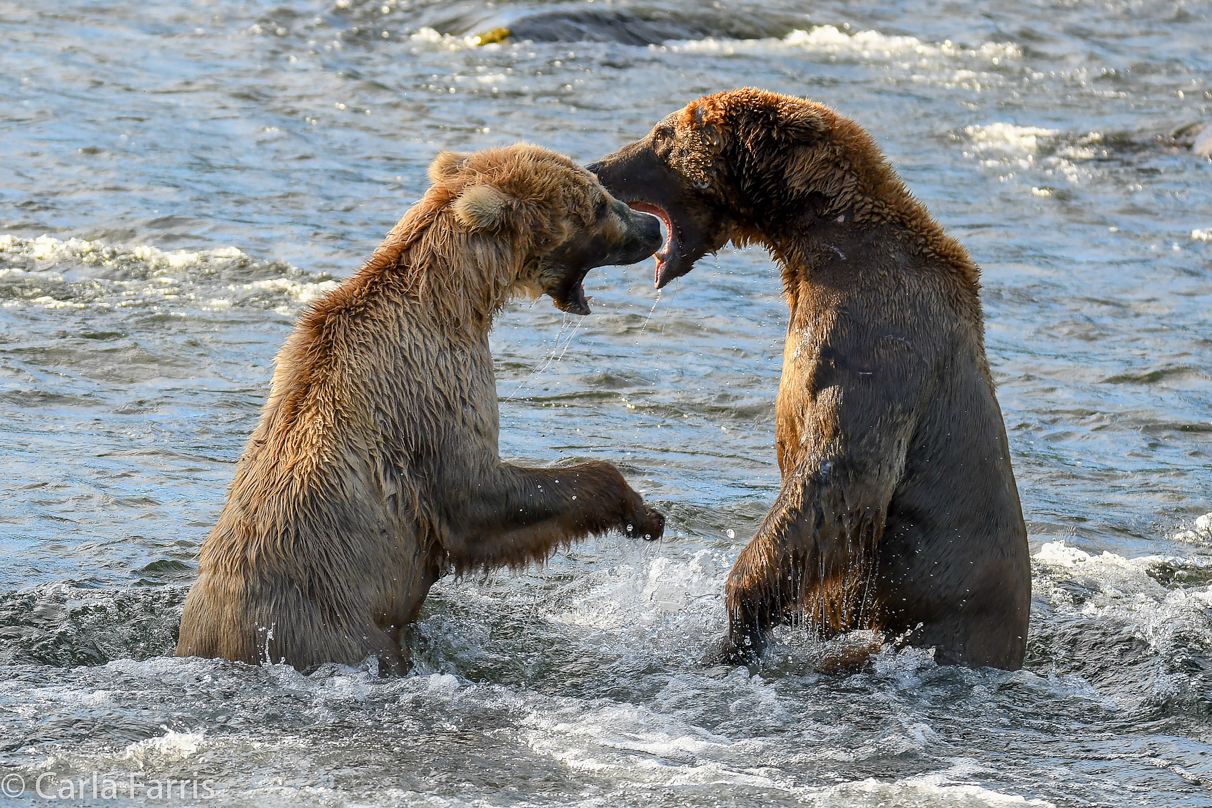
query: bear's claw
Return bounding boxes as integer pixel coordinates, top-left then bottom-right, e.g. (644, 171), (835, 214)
(625, 506), (665, 541)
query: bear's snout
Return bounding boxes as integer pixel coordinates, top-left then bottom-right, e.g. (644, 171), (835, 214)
(616, 207), (663, 266)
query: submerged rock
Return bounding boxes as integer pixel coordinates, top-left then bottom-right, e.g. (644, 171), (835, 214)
(460, 8), (788, 46)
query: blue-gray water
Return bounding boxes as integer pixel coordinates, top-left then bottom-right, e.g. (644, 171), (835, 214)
(1, 1), (1211, 805)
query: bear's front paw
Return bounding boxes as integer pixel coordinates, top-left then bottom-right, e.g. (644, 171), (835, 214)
(711, 629), (765, 668)
(623, 505), (665, 542)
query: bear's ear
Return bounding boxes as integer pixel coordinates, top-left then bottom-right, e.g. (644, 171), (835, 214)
(428, 151), (473, 183)
(778, 107), (828, 144)
(453, 185), (513, 231)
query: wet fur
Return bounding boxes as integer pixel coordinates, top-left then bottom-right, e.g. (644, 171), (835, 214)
(591, 89), (1030, 669)
(176, 144), (664, 673)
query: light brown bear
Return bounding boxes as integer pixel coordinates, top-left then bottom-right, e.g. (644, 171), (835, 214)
(590, 89), (1030, 670)
(176, 144), (665, 673)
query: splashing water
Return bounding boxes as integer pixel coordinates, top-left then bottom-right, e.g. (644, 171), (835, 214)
(1, 0), (1211, 805)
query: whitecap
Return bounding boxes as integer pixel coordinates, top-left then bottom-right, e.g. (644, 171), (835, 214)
(820, 775), (1055, 807)
(665, 25), (1019, 64)
(408, 27), (476, 52)
(1173, 512), (1212, 543)
(543, 544), (728, 659)
(121, 729), (206, 767)
(236, 277), (340, 304)
(521, 697), (774, 785)
(960, 126), (1102, 185)
(963, 123), (1058, 155)
(0, 232), (336, 314)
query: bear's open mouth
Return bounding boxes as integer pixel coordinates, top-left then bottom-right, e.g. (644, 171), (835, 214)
(626, 201), (678, 288)
(550, 271), (592, 316)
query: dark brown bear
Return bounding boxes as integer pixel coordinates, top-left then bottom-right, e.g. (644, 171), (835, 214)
(590, 89), (1030, 670)
(177, 144), (665, 674)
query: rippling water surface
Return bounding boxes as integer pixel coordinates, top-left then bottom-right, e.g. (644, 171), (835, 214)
(2, 1), (1211, 805)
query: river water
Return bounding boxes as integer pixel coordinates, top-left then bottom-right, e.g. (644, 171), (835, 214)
(1, 1), (1211, 805)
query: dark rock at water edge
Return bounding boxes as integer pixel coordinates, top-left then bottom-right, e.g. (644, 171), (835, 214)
(376, 1), (798, 45)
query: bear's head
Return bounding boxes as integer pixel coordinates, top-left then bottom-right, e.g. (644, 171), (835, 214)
(589, 89), (886, 289)
(426, 144), (662, 315)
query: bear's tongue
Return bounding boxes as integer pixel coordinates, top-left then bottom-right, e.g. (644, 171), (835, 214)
(627, 202), (677, 288)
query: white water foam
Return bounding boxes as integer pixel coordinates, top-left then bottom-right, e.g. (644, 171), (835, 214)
(1173, 512), (1212, 544)
(961, 125), (1103, 185)
(239, 277), (340, 306)
(1033, 540), (1212, 706)
(1193, 126), (1212, 157)
(541, 545), (730, 664)
(121, 729), (206, 767)
(1033, 540), (1173, 602)
(0, 233), (338, 314)
(522, 697), (761, 779)
(819, 774), (1055, 807)
(963, 123), (1058, 155)
(408, 27), (483, 52)
(520, 686), (1051, 805)
(0, 234), (242, 271)
(666, 26), (1019, 64)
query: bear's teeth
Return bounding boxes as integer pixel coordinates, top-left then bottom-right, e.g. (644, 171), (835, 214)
(627, 201), (675, 267)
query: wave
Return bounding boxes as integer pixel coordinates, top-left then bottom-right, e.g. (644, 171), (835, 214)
(0, 234), (339, 316)
(959, 122), (1212, 195)
(394, 10), (1021, 68)
(0, 582), (185, 667)
(963, 123), (1060, 155)
(5, 533), (1212, 705)
(1174, 513), (1212, 545)
(1030, 540), (1212, 717)
(3, 535), (1210, 803)
(665, 25), (1019, 63)
(338, 1), (791, 46)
